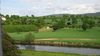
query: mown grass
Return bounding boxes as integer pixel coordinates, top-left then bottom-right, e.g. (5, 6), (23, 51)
(21, 50), (89, 56)
(8, 28), (100, 43)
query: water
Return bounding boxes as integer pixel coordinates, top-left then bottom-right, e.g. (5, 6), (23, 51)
(17, 45), (100, 55)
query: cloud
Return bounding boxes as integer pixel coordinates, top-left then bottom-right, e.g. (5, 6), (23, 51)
(45, 2), (54, 9)
(1, 6), (20, 15)
(21, 0), (42, 3)
(54, 4), (100, 14)
(19, 7), (40, 16)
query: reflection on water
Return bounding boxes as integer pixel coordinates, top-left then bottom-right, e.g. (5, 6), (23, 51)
(17, 45), (35, 50)
(25, 45), (35, 50)
(17, 45), (100, 55)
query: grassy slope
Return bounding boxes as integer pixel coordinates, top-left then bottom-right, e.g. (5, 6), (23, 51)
(8, 28), (100, 43)
(21, 50), (88, 56)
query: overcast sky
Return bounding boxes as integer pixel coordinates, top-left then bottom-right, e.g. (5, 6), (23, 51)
(1, 0), (100, 16)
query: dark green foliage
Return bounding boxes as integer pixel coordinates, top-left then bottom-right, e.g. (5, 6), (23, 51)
(97, 20), (100, 27)
(88, 20), (95, 28)
(25, 33), (35, 44)
(2, 25), (37, 32)
(34, 18), (46, 28)
(81, 17), (95, 29)
(82, 23), (88, 31)
(53, 19), (65, 30)
(72, 17), (77, 24)
(2, 32), (14, 43)
(81, 18), (88, 24)
(2, 32), (21, 56)
(26, 19), (34, 25)
(97, 20), (100, 23)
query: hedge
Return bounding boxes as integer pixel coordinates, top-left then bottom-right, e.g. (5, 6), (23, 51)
(2, 25), (37, 32)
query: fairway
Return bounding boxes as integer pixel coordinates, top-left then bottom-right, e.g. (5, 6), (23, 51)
(8, 28), (100, 43)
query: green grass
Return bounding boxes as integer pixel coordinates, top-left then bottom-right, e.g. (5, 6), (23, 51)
(8, 28), (100, 43)
(21, 50), (89, 56)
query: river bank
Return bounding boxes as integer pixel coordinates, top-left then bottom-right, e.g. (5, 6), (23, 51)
(14, 41), (100, 48)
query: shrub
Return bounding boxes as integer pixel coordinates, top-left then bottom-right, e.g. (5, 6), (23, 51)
(25, 33), (35, 44)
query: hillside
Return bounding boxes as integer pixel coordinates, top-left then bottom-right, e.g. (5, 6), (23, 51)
(46, 12), (100, 17)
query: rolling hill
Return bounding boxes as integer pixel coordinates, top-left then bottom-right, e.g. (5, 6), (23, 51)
(45, 12), (100, 17)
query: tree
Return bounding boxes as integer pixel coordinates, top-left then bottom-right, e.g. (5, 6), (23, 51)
(34, 18), (46, 28)
(97, 20), (100, 27)
(52, 19), (65, 31)
(2, 32), (21, 56)
(31, 15), (34, 18)
(20, 17), (27, 25)
(26, 19), (34, 25)
(82, 23), (88, 31)
(25, 33), (35, 44)
(5, 15), (10, 20)
(88, 20), (95, 28)
(72, 17), (77, 24)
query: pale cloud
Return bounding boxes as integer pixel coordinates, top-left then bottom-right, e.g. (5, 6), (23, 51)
(54, 4), (100, 14)
(1, 6), (20, 15)
(32, 7), (39, 10)
(19, 7), (39, 16)
(46, 2), (53, 6)
(21, 0), (42, 3)
(45, 2), (54, 9)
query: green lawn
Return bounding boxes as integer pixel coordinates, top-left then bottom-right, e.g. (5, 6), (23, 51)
(8, 28), (100, 43)
(21, 50), (89, 56)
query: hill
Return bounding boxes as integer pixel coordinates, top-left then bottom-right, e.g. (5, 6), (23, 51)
(46, 12), (100, 17)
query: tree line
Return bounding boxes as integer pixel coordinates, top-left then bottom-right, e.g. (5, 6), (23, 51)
(1, 14), (100, 31)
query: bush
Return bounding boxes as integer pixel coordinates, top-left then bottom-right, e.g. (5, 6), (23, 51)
(25, 33), (35, 44)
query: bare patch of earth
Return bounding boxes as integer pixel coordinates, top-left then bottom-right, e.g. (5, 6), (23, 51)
(64, 39), (95, 40)
(36, 38), (95, 41)
(36, 38), (58, 40)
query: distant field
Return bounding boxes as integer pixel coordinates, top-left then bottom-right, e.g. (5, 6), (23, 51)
(21, 50), (87, 56)
(8, 28), (100, 43)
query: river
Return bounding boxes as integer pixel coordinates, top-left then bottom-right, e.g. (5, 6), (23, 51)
(17, 45), (100, 55)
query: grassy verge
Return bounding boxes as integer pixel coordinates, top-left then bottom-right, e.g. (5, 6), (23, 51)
(21, 50), (89, 56)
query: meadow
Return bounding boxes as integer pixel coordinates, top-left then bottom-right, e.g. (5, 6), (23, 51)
(8, 28), (100, 43)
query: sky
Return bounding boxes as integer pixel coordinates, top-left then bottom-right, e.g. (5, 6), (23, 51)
(1, 0), (100, 16)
